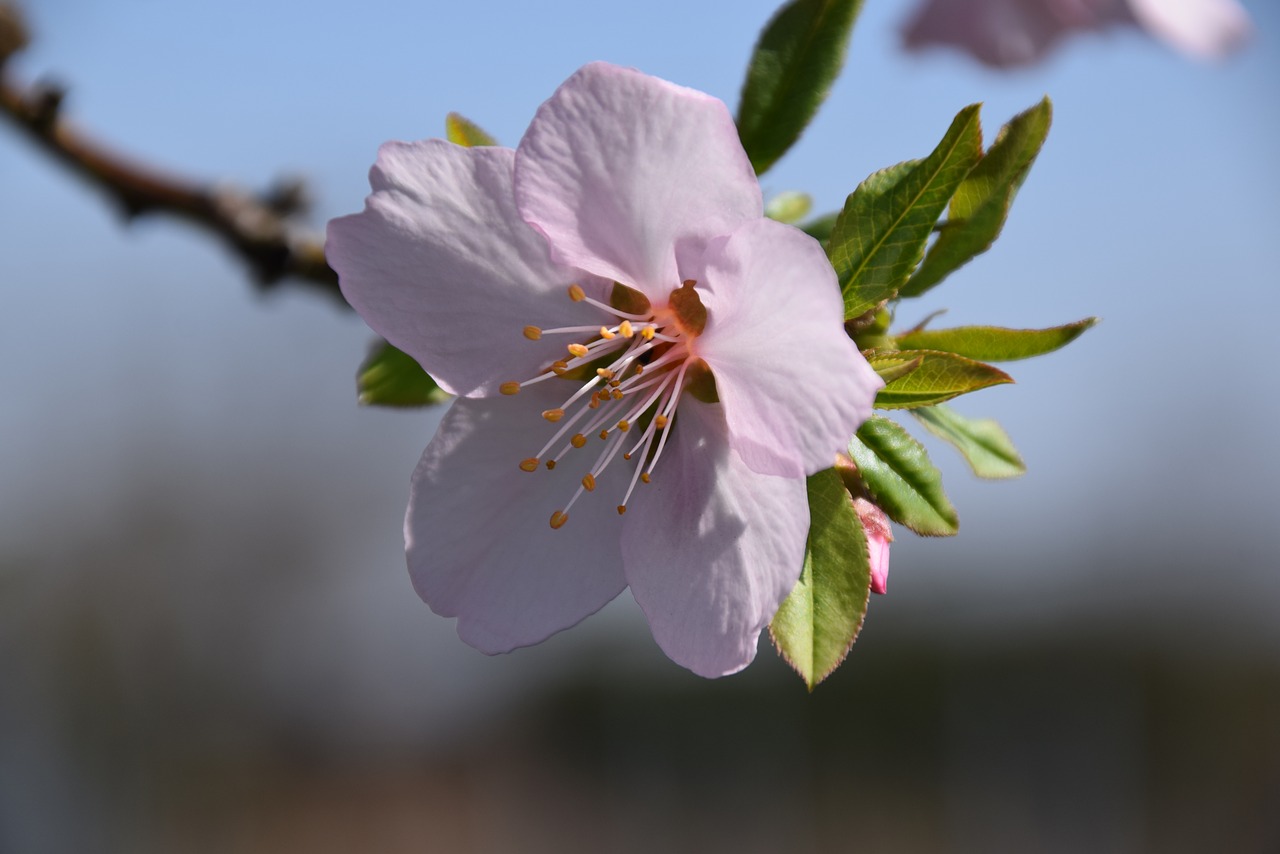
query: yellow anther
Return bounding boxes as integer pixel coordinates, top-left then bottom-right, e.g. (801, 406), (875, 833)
(545, 460), (557, 470)
(599, 430), (609, 440)
(568, 343), (590, 358)
(519, 458), (539, 472)
(543, 408), (565, 422)
(599, 326), (616, 340)
(654, 414), (669, 429)
(619, 320), (634, 338)
(551, 360), (569, 376)
(634, 364), (644, 375)
(589, 397), (602, 410)
(640, 325), (656, 341)
(582, 473), (596, 492)
(523, 325), (542, 340)
(596, 368), (615, 380)
(609, 379), (621, 388)
(617, 419), (631, 432)
(567, 284), (586, 302)
(571, 433), (587, 449)
(641, 473), (651, 484)
(550, 510), (569, 529)
(611, 389), (623, 400)
(499, 382), (521, 396)
(623, 453), (632, 461)
(617, 505), (627, 515)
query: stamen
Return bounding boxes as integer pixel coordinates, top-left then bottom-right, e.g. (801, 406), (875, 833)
(567, 284), (586, 302)
(567, 344), (590, 358)
(551, 360), (569, 377)
(519, 458), (539, 472)
(599, 429), (609, 440)
(654, 414), (669, 429)
(581, 473), (596, 492)
(641, 473), (651, 484)
(599, 326), (616, 340)
(543, 409), (565, 422)
(640, 325), (656, 341)
(619, 320), (634, 338)
(545, 460), (557, 470)
(500, 382), (521, 396)
(550, 510), (569, 529)
(617, 506), (626, 515)
(571, 434), (587, 448)
(596, 368), (614, 380)
(523, 326), (542, 341)
(617, 419), (631, 432)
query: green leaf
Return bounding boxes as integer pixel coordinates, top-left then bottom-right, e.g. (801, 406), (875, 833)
(901, 97), (1052, 298)
(799, 211), (839, 245)
(849, 416), (958, 536)
(358, 340), (450, 407)
(765, 191), (813, 224)
(868, 349), (1012, 409)
(445, 112), (498, 147)
(736, 0), (865, 175)
(912, 404), (1025, 479)
(769, 467), (873, 690)
(870, 353), (924, 385)
(893, 318), (1097, 362)
(828, 105), (984, 319)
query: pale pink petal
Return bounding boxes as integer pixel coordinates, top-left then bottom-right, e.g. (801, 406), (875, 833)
(326, 140), (612, 398)
(407, 382), (628, 653)
(902, 0), (1126, 68)
(514, 62), (762, 300)
(621, 400), (809, 677)
(1127, 0), (1252, 59)
(690, 218), (882, 478)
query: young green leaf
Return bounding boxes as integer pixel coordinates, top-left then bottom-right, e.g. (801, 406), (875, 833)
(912, 404), (1025, 479)
(358, 340), (450, 407)
(737, 0), (865, 176)
(769, 467), (873, 690)
(848, 416), (959, 536)
(445, 112), (498, 147)
(828, 105), (984, 319)
(867, 349), (1012, 409)
(893, 318), (1097, 361)
(765, 190), (814, 224)
(900, 97), (1052, 298)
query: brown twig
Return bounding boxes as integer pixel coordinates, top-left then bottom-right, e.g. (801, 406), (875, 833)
(0, 2), (346, 306)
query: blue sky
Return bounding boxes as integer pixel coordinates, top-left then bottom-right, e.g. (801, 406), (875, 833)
(3, 0), (1279, 677)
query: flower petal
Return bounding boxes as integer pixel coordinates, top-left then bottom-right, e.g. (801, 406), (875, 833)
(1127, 0), (1252, 59)
(901, 0), (1124, 68)
(326, 140), (612, 398)
(407, 382), (628, 653)
(691, 218), (883, 478)
(514, 62), (762, 299)
(621, 400), (809, 678)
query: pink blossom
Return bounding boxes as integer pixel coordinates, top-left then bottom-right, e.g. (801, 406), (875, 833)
(853, 498), (893, 595)
(902, 0), (1252, 68)
(326, 63), (882, 677)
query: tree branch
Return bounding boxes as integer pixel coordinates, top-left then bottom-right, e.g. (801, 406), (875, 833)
(0, 2), (347, 307)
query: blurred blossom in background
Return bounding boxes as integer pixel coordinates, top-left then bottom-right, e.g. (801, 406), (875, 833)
(2, 1), (1278, 852)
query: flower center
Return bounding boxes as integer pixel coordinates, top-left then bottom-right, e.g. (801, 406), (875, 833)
(500, 280), (710, 529)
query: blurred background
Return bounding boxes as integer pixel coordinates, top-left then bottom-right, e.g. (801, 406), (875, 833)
(2, 1), (1277, 851)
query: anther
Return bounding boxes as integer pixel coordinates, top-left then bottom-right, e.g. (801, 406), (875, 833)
(571, 434), (587, 449)
(567, 284), (585, 302)
(623, 453), (632, 460)
(617, 420), (631, 432)
(654, 414), (669, 429)
(551, 360), (569, 377)
(600, 326), (616, 339)
(641, 473), (651, 484)
(543, 408), (565, 422)
(599, 430), (609, 440)
(523, 326), (542, 341)
(581, 473), (596, 492)
(596, 368), (614, 380)
(550, 510), (569, 529)
(617, 505), (627, 515)
(640, 325), (656, 341)
(619, 320), (634, 338)
(568, 343), (590, 358)
(519, 458), (539, 472)
(611, 389), (623, 400)
(500, 382), (521, 395)
(545, 460), (557, 470)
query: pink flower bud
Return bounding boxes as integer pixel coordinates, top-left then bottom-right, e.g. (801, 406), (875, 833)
(853, 497), (893, 595)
